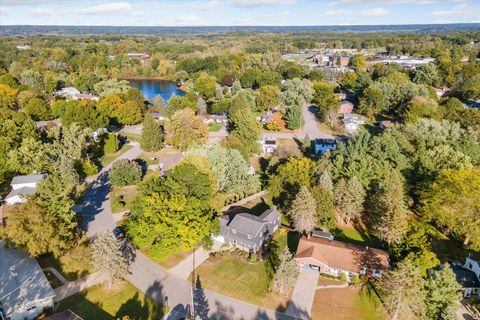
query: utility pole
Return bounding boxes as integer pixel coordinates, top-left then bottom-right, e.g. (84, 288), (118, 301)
(191, 247), (196, 320)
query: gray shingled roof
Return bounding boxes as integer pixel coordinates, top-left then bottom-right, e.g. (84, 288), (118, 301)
(11, 174), (45, 185)
(0, 241), (55, 316)
(5, 187), (37, 200)
(228, 213), (267, 237)
(452, 266), (480, 288)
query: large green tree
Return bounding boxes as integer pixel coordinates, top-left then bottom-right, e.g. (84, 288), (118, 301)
(421, 168), (480, 249)
(165, 108), (208, 151)
(290, 186), (317, 235)
(141, 113), (164, 152)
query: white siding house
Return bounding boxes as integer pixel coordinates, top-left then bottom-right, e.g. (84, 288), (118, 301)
(4, 174), (45, 205)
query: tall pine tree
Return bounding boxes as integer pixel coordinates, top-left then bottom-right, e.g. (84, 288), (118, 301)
(290, 186), (317, 235)
(141, 113), (164, 152)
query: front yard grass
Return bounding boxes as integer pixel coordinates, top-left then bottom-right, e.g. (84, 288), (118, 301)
(110, 185), (138, 213)
(100, 144), (133, 167)
(311, 282), (386, 320)
(143, 245), (193, 269)
(190, 255), (290, 311)
(56, 281), (168, 319)
(37, 237), (92, 281)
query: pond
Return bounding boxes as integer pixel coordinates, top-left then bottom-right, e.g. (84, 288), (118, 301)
(128, 79), (185, 102)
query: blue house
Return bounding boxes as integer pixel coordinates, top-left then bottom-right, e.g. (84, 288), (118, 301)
(314, 138), (337, 155)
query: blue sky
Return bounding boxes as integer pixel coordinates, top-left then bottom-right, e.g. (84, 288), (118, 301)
(1, 0), (479, 26)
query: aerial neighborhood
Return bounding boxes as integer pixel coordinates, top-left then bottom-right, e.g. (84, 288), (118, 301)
(0, 2), (480, 320)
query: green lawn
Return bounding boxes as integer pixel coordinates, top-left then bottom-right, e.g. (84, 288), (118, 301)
(208, 123), (223, 132)
(274, 228), (301, 254)
(100, 144), (133, 167)
(120, 132), (142, 143)
(312, 282), (386, 320)
(56, 281), (167, 320)
(37, 238), (92, 281)
(191, 255), (271, 304)
(110, 186), (138, 213)
(143, 245), (193, 269)
(330, 225), (382, 248)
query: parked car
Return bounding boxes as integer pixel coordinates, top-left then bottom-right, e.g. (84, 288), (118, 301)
(113, 227), (125, 240)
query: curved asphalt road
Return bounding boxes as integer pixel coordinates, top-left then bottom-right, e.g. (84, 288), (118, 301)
(81, 143), (303, 319)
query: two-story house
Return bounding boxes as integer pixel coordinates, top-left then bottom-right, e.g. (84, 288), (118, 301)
(452, 257), (480, 298)
(214, 207), (281, 253)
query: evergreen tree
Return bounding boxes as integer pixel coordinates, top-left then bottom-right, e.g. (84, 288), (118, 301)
(285, 104), (303, 130)
(425, 264), (461, 320)
(312, 186), (336, 229)
(274, 248), (299, 294)
(103, 133), (120, 154)
(290, 186), (317, 235)
(381, 259), (427, 320)
(369, 170), (409, 245)
(334, 176), (365, 224)
(92, 231), (130, 287)
(141, 114), (164, 152)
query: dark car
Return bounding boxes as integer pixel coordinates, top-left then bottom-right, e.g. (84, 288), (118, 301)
(113, 226), (125, 240)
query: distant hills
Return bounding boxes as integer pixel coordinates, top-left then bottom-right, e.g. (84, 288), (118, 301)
(1, 23), (479, 36)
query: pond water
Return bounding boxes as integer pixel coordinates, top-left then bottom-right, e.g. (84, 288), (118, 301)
(128, 79), (185, 102)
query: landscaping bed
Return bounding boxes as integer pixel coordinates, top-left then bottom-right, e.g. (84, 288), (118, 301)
(55, 281), (168, 320)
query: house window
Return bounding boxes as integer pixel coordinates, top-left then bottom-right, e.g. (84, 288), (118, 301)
(360, 267), (367, 275)
(373, 270), (382, 277)
(473, 288), (478, 293)
(469, 263), (473, 269)
(232, 230), (236, 234)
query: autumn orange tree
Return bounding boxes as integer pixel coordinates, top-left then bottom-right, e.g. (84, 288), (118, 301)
(266, 112), (286, 131)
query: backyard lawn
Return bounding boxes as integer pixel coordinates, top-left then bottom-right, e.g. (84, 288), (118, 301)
(120, 132), (142, 143)
(100, 144), (133, 167)
(311, 283), (386, 320)
(56, 281), (168, 320)
(208, 123), (223, 132)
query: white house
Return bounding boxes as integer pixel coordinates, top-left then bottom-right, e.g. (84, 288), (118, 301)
(55, 87), (98, 101)
(0, 241), (55, 320)
(258, 136), (278, 154)
(343, 113), (365, 134)
(4, 174), (45, 205)
(452, 257), (480, 298)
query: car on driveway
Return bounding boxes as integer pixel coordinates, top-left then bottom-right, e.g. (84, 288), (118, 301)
(113, 226), (125, 240)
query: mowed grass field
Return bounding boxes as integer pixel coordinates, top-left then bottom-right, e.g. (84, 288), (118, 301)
(56, 281), (168, 320)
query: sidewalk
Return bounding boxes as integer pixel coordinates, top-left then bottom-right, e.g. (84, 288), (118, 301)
(168, 242), (223, 280)
(53, 272), (105, 302)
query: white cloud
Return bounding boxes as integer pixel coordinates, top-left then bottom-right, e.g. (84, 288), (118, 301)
(73, 2), (134, 15)
(30, 8), (55, 16)
(231, 0), (296, 8)
(359, 7), (389, 17)
(233, 10), (290, 25)
(320, 9), (351, 17)
(189, 0), (219, 10)
(1, 0), (66, 5)
(430, 2), (470, 16)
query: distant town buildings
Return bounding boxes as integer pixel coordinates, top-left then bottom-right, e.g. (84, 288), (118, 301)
(16, 44), (31, 50)
(127, 52), (150, 64)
